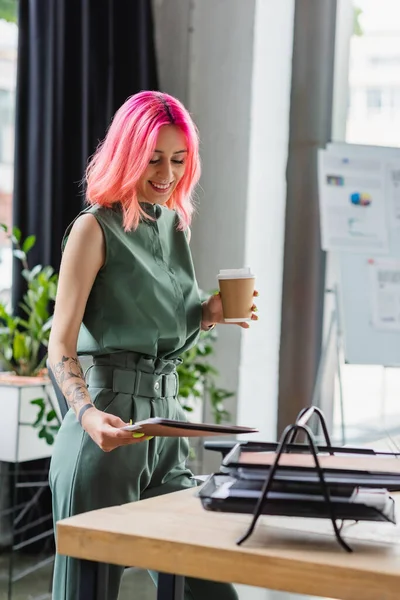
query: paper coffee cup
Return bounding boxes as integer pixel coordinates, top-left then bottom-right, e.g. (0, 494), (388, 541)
(217, 267), (255, 323)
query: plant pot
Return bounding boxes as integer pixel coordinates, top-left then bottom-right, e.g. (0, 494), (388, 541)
(0, 373), (58, 463)
(0, 373), (58, 548)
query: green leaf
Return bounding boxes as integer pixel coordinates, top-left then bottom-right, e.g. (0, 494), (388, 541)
(22, 235), (36, 254)
(0, 0), (18, 23)
(353, 6), (363, 37)
(18, 302), (31, 317)
(41, 265), (54, 279)
(13, 332), (28, 361)
(44, 432), (54, 445)
(17, 319), (30, 328)
(31, 398), (45, 406)
(12, 227), (21, 243)
(30, 264), (42, 279)
(46, 409), (57, 422)
(13, 249), (26, 262)
(42, 316), (53, 332)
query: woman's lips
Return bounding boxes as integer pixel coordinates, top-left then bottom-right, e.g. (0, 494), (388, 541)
(149, 181), (173, 194)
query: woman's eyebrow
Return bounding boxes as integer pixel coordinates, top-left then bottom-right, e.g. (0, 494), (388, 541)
(153, 149), (188, 154)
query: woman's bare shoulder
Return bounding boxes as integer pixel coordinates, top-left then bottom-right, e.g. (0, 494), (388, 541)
(63, 213), (105, 269)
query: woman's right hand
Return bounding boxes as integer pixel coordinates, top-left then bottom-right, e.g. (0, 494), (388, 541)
(81, 406), (151, 452)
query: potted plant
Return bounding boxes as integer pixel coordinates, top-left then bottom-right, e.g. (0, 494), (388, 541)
(178, 325), (232, 425)
(0, 224), (60, 462)
(177, 323), (233, 472)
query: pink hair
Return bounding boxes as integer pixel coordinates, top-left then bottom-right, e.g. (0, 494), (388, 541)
(85, 91), (201, 230)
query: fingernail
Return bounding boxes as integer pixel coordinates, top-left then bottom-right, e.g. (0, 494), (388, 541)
(254, 291), (259, 297)
(147, 436), (154, 440)
(132, 432), (145, 438)
(129, 419), (133, 425)
(253, 306), (258, 312)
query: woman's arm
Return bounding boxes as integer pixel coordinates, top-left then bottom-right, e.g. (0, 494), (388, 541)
(48, 214), (104, 417)
(48, 214), (149, 451)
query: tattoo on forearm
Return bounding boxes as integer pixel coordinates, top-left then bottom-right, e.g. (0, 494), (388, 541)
(53, 355), (84, 385)
(65, 383), (88, 407)
(52, 355), (90, 410)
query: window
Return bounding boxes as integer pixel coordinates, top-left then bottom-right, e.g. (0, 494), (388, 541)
(0, 89), (15, 164)
(329, 0), (400, 445)
(369, 55), (400, 66)
(366, 87), (382, 110)
(391, 88), (400, 108)
(0, 18), (18, 306)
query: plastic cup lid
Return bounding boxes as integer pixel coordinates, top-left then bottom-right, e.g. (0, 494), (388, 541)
(217, 267), (255, 279)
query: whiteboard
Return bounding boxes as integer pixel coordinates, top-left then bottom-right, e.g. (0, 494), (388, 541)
(323, 143), (400, 365)
(339, 254), (400, 365)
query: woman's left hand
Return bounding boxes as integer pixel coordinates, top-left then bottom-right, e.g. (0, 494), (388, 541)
(201, 290), (259, 330)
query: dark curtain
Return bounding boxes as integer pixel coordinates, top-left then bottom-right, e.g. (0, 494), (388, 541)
(10, 0), (158, 553)
(12, 0), (158, 308)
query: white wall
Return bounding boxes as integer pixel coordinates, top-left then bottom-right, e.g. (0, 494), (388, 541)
(153, 0), (294, 444)
(332, 0), (354, 141)
(238, 0), (295, 440)
(187, 0), (255, 432)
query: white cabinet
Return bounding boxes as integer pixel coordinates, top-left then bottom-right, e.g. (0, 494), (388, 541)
(0, 375), (59, 463)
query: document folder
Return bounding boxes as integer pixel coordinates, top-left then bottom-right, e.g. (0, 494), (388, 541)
(121, 418), (258, 437)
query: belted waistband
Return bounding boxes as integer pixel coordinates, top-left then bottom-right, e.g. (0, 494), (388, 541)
(85, 352), (179, 399)
(90, 351), (179, 373)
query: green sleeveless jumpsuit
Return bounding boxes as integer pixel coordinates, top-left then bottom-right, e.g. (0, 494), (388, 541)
(49, 203), (238, 600)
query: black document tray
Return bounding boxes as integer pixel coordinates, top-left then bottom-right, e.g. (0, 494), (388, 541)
(201, 406), (399, 552)
(221, 443), (400, 491)
(198, 474), (396, 524)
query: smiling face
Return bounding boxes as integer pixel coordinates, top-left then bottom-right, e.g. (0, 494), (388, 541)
(137, 125), (187, 205)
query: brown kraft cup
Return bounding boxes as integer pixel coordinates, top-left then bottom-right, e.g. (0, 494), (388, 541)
(217, 268), (255, 323)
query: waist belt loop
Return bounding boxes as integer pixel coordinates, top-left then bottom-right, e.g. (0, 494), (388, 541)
(161, 374), (167, 399)
(133, 370), (142, 397)
(161, 372), (179, 398)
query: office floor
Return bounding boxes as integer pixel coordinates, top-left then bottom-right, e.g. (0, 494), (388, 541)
(0, 553), (332, 600)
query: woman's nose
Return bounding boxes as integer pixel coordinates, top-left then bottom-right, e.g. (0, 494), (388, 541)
(157, 162), (173, 182)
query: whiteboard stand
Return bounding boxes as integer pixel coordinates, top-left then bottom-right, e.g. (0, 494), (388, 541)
(312, 285), (346, 445)
(380, 367), (387, 424)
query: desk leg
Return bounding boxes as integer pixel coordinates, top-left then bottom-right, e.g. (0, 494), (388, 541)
(157, 573), (185, 600)
(78, 559), (109, 600)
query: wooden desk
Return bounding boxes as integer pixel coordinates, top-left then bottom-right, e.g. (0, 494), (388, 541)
(57, 487), (400, 600)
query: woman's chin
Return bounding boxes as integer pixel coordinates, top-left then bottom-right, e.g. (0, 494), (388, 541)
(151, 195), (172, 205)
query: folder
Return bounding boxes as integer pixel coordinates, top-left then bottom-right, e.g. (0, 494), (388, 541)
(220, 443), (400, 490)
(198, 473), (396, 524)
(121, 418), (258, 437)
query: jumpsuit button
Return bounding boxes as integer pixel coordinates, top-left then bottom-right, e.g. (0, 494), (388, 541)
(154, 381), (160, 390)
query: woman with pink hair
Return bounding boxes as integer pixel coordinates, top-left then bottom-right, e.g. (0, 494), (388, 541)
(48, 91), (255, 599)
